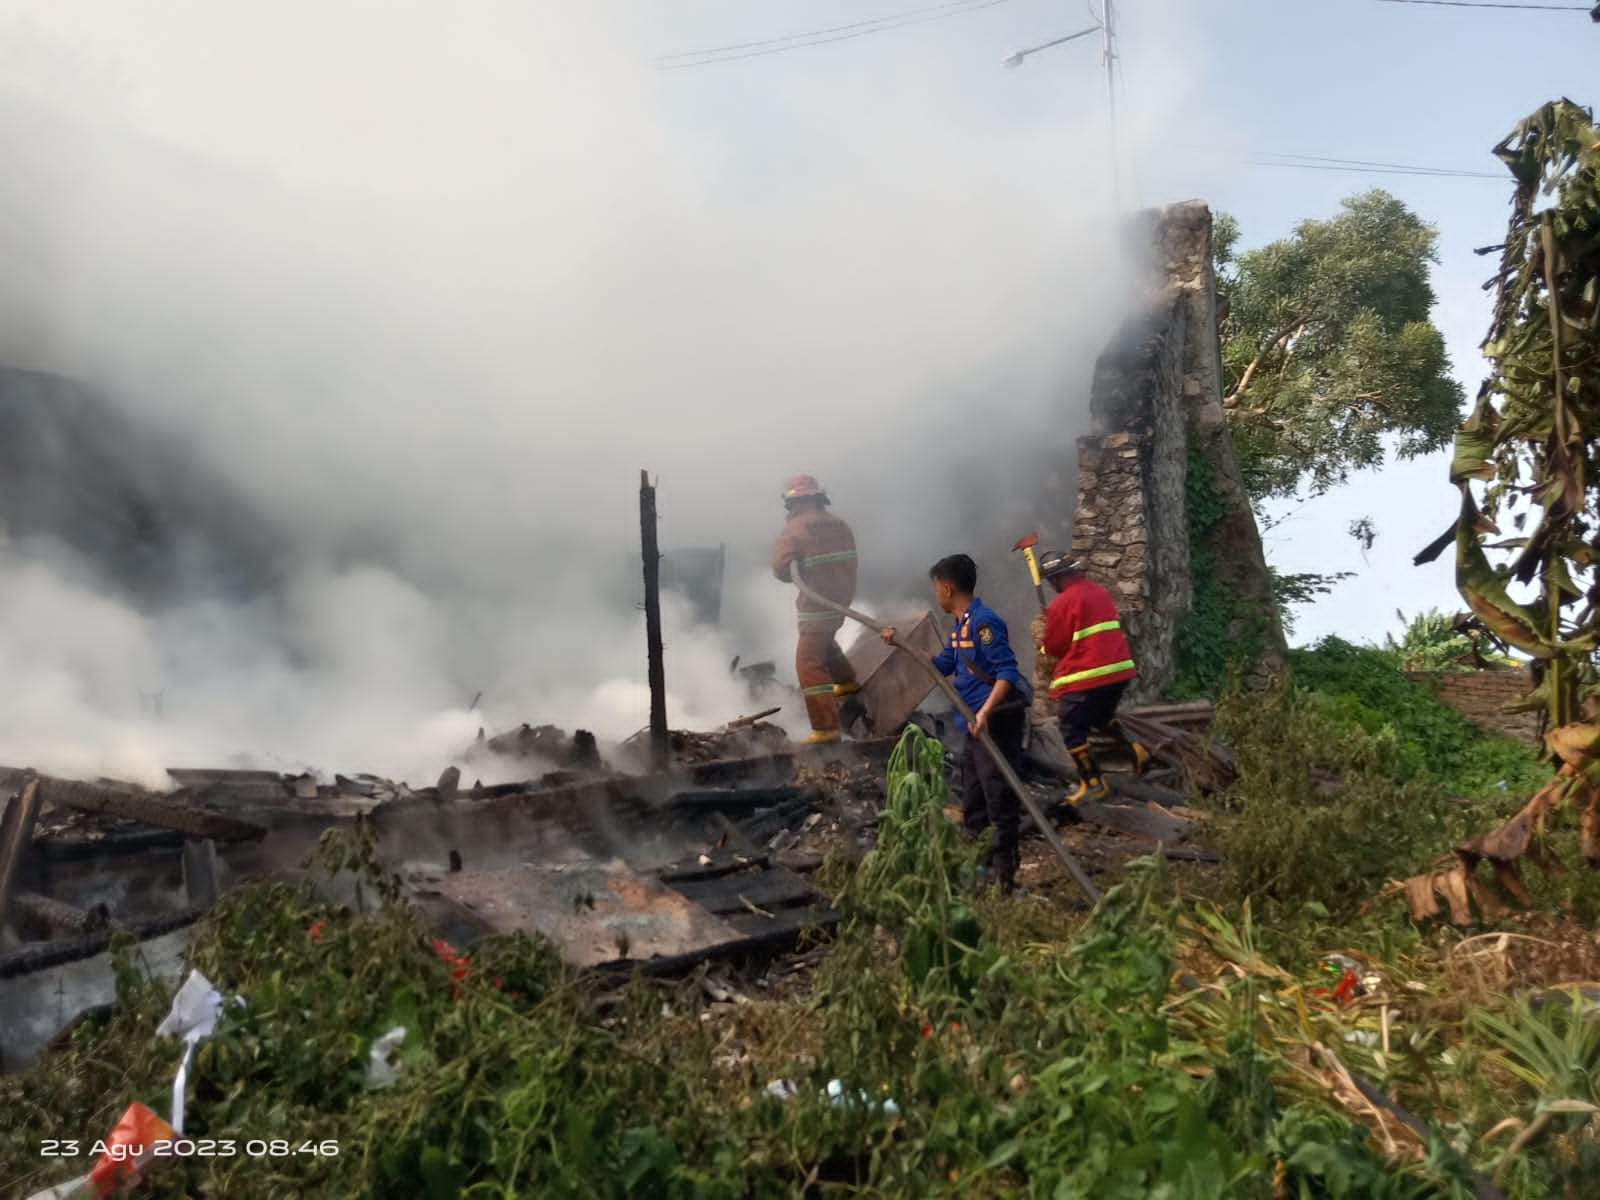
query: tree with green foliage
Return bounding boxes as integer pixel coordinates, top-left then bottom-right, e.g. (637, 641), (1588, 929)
(1214, 191), (1465, 501)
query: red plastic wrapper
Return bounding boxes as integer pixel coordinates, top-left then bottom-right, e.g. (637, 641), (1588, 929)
(82, 1102), (176, 1196)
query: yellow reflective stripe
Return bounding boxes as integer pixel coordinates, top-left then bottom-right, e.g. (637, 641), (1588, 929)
(1073, 620), (1121, 642)
(802, 683), (837, 696)
(955, 640), (975, 648)
(1051, 660), (1135, 688)
(797, 611), (840, 622)
(802, 550), (857, 565)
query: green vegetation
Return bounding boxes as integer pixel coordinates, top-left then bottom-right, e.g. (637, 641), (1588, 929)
(1205, 677), (1469, 918)
(1214, 191), (1464, 502)
(1384, 608), (1514, 673)
(1289, 636), (1545, 798)
(1171, 446), (1266, 700)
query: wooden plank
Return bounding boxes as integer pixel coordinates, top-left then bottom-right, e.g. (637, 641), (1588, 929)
(35, 777), (266, 842)
(667, 786), (816, 815)
(668, 867), (819, 915)
(1105, 776), (1193, 808)
(1078, 836), (1219, 864)
(584, 908), (839, 981)
(658, 853), (770, 885)
(1074, 798), (1194, 844)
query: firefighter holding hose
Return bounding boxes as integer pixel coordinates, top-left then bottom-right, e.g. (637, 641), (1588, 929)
(771, 475), (868, 743)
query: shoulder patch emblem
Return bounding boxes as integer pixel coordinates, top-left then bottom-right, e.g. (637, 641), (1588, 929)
(978, 625), (994, 646)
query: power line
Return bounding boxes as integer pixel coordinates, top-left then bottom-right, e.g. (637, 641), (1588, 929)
(1178, 143), (1503, 179)
(655, 0), (994, 61)
(657, 0), (1011, 70)
(1375, 0), (1589, 11)
(1241, 159), (1503, 180)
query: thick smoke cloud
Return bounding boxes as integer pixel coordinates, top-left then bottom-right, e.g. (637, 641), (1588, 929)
(0, 1), (1196, 784)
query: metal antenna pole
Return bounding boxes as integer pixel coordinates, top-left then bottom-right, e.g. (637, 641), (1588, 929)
(1100, 0), (1120, 211)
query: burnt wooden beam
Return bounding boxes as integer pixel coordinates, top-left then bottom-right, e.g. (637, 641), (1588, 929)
(667, 868), (820, 916)
(1074, 798), (1195, 844)
(10, 891), (111, 939)
(641, 469), (669, 769)
(0, 778), (43, 935)
(34, 828), (186, 862)
(0, 905), (208, 979)
(658, 853), (772, 885)
(1104, 775), (1194, 809)
(35, 777), (268, 843)
(667, 786), (817, 815)
(583, 911), (838, 982)
(1077, 836), (1219, 864)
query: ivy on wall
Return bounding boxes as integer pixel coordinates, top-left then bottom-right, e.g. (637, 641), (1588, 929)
(1169, 444), (1266, 700)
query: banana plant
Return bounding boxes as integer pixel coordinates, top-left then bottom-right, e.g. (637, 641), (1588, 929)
(1416, 100), (1600, 731)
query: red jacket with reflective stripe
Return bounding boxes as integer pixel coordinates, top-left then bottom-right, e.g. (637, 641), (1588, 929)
(1041, 575), (1137, 697)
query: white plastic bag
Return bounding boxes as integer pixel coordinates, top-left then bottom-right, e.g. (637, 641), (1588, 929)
(367, 1026), (408, 1086)
(156, 969), (235, 1133)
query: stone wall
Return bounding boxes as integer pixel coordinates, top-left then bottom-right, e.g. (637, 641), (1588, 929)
(1063, 201), (1287, 701)
(1407, 669), (1542, 747)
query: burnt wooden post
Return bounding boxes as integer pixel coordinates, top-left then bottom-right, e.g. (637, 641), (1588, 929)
(0, 777), (43, 936)
(640, 470), (669, 768)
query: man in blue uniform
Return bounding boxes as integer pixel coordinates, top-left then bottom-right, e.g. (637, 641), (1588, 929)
(882, 553), (1031, 891)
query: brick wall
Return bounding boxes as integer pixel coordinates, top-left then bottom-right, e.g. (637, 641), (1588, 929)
(1406, 669), (1541, 747)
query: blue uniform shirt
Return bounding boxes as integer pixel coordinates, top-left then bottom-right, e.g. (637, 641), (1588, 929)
(930, 596), (1031, 734)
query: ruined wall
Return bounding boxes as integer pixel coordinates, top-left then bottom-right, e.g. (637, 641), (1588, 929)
(1407, 669), (1542, 748)
(1069, 297), (1192, 702)
(1066, 201), (1287, 702)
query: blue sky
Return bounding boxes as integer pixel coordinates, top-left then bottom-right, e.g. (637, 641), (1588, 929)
(640, 0), (1598, 647)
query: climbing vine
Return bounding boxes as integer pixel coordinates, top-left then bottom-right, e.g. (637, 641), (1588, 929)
(1171, 445), (1266, 699)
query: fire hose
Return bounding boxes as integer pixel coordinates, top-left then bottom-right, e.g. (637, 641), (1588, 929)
(790, 565), (1102, 906)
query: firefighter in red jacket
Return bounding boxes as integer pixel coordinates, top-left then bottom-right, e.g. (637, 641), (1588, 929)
(771, 474), (868, 743)
(1038, 551), (1149, 804)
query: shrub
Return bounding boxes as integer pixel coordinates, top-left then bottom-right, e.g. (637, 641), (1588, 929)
(1205, 679), (1469, 917)
(1289, 636), (1544, 798)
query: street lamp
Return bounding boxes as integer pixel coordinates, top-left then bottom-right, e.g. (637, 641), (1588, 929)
(1000, 25), (1100, 69)
(1002, 3), (1121, 209)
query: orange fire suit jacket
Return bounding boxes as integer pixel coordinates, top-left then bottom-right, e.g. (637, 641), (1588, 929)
(1041, 573), (1137, 697)
(771, 509), (857, 623)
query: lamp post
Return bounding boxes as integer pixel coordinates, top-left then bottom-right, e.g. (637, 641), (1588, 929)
(1003, 3), (1120, 209)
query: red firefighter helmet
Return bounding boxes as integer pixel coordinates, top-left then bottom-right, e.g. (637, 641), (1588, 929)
(782, 474), (827, 503)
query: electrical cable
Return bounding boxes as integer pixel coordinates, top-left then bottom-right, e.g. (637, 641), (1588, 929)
(655, 0), (995, 60)
(658, 0), (1012, 70)
(1375, 0), (1589, 10)
(1176, 143), (1502, 179)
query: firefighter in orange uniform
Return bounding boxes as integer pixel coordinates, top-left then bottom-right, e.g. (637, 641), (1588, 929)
(1038, 551), (1150, 804)
(771, 475), (867, 743)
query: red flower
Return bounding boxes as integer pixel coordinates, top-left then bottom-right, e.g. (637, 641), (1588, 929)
(307, 920), (325, 943)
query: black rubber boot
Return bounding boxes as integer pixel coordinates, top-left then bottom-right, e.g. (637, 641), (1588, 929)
(1065, 743), (1109, 806)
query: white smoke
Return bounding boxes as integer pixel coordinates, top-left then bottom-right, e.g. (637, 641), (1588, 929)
(0, 1), (1206, 783)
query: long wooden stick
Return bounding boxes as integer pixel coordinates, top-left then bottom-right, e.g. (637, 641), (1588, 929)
(791, 567), (1102, 905)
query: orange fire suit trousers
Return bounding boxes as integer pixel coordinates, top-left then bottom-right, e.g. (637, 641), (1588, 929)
(796, 617), (858, 732)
